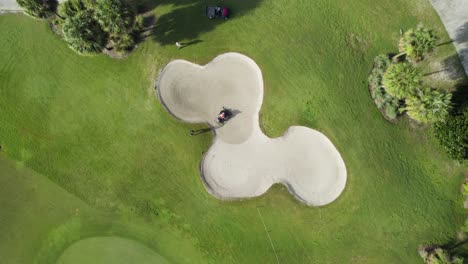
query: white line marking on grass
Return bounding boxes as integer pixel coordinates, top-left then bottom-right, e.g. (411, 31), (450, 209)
(257, 207), (280, 264)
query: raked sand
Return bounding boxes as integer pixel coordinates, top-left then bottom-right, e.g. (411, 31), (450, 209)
(156, 53), (347, 206)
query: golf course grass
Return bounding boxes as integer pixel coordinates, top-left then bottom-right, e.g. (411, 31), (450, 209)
(0, 0), (467, 263)
(57, 237), (169, 264)
(157, 53), (347, 206)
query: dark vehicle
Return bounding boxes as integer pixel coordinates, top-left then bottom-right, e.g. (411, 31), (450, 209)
(206, 6), (229, 19)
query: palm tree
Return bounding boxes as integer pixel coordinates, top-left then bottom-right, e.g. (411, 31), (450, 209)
(405, 87), (451, 123)
(94, 0), (137, 51)
(16, 0), (56, 18)
(399, 25), (439, 62)
(62, 10), (108, 54)
(58, 0), (87, 19)
(113, 33), (135, 51)
(95, 0), (135, 36)
(382, 62), (422, 99)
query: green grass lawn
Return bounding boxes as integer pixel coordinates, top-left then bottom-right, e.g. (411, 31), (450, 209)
(0, 156), (88, 264)
(1, 0), (467, 263)
(0, 156), (207, 264)
(56, 237), (169, 264)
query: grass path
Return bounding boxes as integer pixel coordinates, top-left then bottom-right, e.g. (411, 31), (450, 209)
(0, 0), (467, 262)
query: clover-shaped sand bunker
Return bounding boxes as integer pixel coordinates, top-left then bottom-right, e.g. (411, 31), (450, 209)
(156, 53), (347, 206)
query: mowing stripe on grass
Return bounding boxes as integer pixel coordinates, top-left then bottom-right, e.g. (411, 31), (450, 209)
(257, 207), (280, 264)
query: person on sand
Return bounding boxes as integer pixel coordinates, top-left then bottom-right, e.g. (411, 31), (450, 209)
(218, 112), (225, 123)
(217, 108), (232, 124)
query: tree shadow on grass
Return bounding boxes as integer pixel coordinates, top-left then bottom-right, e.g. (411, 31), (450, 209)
(129, 0), (162, 14)
(457, 47), (468, 77)
(452, 82), (468, 112)
(438, 39), (454, 47)
(439, 54), (468, 81)
(454, 22), (468, 77)
(455, 22), (468, 45)
(439, 51), (468, 112)
(150, 0), (263, 45)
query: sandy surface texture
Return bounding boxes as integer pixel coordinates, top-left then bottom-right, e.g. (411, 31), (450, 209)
(430, 0), (468, 76)
(156, 53), (347, 206)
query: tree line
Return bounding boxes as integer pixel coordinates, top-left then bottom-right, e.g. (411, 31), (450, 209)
(16, 0), (143, 55)
(369, 25), (467, 161)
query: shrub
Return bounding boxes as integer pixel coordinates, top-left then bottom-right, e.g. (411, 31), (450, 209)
(383, 62), (422, 99)
(385, 105), (398, 119)
(433, 107), (468, 161)
(368, 54), (401, 120)
(372, 86), (400, 111)
(374, 54), (391, 69)
(368, 55), (390, 93)
(16, 0), (56, 18)
(113, 33), (135, 51)
(400, 25), (439, 62)
(133, 15), (144, 33)
(62, 10), (107, 54)
(368, 70), (381, 88)
(419, 246), (463, 264)
(405, 87), (451, 123)
(463, 182), (468, 196)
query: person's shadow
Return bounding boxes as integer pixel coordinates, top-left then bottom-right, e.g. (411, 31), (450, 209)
(221, 107), (241, 121)
(228, 109), (241, 119)
(179, 40), (204, 49)
(190, 127), (212, 136)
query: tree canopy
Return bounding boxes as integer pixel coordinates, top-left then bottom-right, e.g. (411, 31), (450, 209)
(95, 0), (135, 36)
(16, 0), (56, 18)
(382, 62), (422, 99)
(400, 25), (439, 61)
(59, 0), (139, 54)
(58, 0), (89, 18)
(434, 107), (468, 160)
(405, 87), (451, 123)
(62, 10), (107, 54)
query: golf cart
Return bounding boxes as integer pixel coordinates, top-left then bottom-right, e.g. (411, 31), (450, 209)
(206, 6), (229, 19)
(217, 108), (232, 124)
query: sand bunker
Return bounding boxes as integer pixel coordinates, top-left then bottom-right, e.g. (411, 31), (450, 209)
(156, 53), (347, 206)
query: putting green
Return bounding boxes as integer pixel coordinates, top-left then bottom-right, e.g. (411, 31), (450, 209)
(56, 237), (169, 264)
